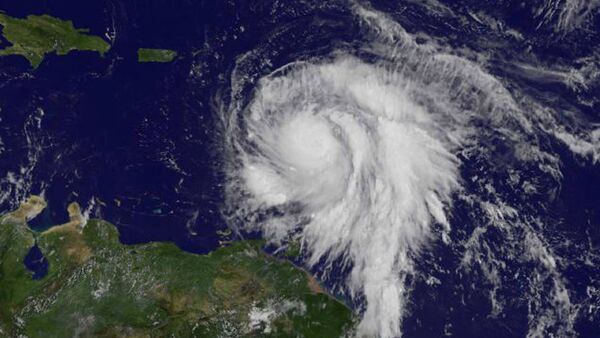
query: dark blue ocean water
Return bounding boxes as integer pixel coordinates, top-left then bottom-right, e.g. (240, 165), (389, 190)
(0, 0), (231, 253)
(1, 1), (599, 337)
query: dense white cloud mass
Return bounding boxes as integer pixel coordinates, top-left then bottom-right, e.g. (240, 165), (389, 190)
(222, 7), (512, 337)
(220, 4), (591, 338)
(239, 58), (460, 337)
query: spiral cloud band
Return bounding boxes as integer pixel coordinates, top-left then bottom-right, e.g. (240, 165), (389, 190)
(221, 4), (565, 338)
(231, 56), (462, 336)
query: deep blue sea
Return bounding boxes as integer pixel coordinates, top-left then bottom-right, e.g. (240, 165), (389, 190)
(0, 0), (230, 253)
(1, 1), (599, 337)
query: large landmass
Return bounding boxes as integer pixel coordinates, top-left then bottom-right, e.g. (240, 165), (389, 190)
(0, 12), (180, 68)
(0, 197), (354, 337)
(0, 13), (110, 68)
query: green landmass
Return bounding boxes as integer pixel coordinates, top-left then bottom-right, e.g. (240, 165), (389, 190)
(138, 48), (177, 63)
(285, 240), (302, 258)
(0, 13), (110, 68)
(0, 197), (354, 337)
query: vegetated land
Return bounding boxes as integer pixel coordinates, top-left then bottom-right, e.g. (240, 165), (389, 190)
(0, 197), (354, 337)
(138, 48), (177, 63)
(0, 13), (110, 68)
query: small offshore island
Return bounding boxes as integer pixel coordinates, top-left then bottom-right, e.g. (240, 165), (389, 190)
(138, 48), (178, 63)
(0, 197), (354, 337)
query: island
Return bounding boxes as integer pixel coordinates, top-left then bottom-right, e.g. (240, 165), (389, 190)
(138, 48), (178, 63)
(0, 197), (354, 337)
(0, 13), (110, 68)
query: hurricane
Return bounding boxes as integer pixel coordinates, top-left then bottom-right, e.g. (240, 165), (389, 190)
(231, 55), (462, 337)
(219, 3), (598, 338)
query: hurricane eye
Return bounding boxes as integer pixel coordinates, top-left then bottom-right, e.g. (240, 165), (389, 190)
(278, 116), (340, 170)
(229, 50), (460, 337)
(222, 3), (591, 338)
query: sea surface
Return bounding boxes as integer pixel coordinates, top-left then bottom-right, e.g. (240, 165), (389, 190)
(1, 1), (599, 337)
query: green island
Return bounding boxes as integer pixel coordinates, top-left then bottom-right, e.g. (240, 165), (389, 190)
(0, 197), (354, 337)
(137, 48), (178, 63)
(0, 13), (110, 68)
